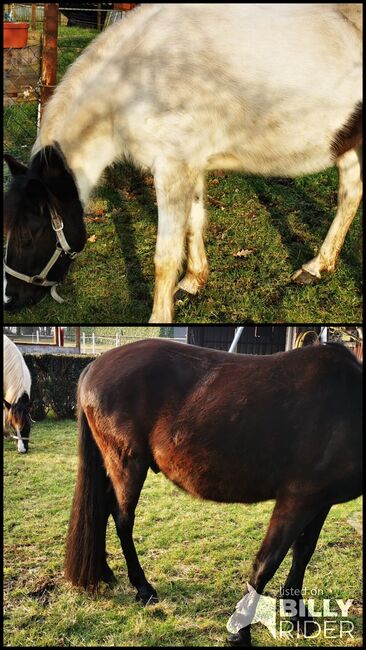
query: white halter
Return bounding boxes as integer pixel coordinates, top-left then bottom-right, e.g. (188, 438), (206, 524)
(4, 206), (79, 303)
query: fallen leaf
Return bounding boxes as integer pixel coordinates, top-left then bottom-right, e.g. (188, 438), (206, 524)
(85, 216), (105, 223)
(232, 248), (254, 258)
(88, 234), (97, 243)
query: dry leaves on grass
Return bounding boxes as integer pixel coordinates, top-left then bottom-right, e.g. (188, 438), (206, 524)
(207, 194), (225, 208)
(88, 234), (97, 243)
(85, 216), (106, 224)
(232, 248), (255, 258)
(85, 208), (107, 223)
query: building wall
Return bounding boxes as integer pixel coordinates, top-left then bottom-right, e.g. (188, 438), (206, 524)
(187, 326), (287, 354)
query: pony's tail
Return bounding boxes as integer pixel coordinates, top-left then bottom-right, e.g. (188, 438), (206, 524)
(65, 385), (112, 590)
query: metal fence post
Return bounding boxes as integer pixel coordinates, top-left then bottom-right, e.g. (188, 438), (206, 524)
(41, 3), (58, 119)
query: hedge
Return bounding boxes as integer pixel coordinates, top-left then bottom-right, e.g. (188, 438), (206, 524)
(23, 353), (96, 420)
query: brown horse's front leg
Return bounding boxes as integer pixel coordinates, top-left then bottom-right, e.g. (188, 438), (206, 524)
(280, 505), (330, 635)
(227, 497), (324, 647)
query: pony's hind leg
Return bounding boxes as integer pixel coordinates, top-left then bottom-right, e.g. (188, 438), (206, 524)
(281, 505), (330, 634)
(177, 173), (209, 295)
(150, 161), (199, 322)
(104, 448), (158, 604)
(227, 497), (324, 647)
(292, 146), (362, 283)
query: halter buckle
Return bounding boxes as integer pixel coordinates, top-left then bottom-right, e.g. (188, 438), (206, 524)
(51, 215), (64, 232)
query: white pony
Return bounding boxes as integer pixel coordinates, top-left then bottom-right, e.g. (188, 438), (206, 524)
(3, 335), (32, 453)
(4, 4), (362, 321)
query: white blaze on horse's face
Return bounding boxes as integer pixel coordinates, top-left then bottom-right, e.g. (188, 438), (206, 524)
(16, 428), (27, 454)
(3, 241), (12, 304)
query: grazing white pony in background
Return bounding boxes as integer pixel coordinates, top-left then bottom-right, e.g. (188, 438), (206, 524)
(3, 335), (32, 453)
(4, 3), (362, 321)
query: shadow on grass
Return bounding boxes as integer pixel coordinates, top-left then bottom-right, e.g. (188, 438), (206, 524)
(245, 174), (362, 286)
(101, 164), (158, 320)
(245, 176), (331, 268)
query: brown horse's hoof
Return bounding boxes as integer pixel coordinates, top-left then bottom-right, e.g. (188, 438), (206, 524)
(291, 268), (321, 284)
(227, 629), (252, 647)
(102, 565), (117, 586)
(136, 590), (159, 606)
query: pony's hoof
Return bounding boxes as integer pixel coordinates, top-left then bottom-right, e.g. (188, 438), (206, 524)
(227, 629), (252, 647)
(176, 268), (208, 295)
(136, 591), (159, 606)
(177, 275), (201, 295)
(291, 268), (320, 284)
(102, 565), (117, 586)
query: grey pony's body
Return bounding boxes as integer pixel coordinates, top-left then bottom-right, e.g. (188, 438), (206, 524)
(4, 4), (362, 320)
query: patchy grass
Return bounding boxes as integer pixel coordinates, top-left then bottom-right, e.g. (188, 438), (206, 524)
(4, 419), (362, 647)
(4, 164), (362, 324)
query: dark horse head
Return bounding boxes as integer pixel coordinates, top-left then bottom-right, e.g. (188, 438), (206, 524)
(4, 143), (86, 310)
(4, 392), (32, 453)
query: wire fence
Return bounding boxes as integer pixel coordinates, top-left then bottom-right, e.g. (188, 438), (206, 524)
(3, 326), (188, 354)
(4, 4), (136, 188)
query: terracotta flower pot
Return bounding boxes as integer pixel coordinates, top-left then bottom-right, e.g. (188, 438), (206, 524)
(3, 22), (29, 48)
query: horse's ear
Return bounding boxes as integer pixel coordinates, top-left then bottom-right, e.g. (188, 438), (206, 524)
(4, 154), (28, 176)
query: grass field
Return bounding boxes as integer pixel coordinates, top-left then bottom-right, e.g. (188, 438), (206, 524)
(4, 419), (362, 647)
(3, 164), (363, 325)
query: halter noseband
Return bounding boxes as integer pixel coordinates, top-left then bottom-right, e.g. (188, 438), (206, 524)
(4, 206), (79, 303)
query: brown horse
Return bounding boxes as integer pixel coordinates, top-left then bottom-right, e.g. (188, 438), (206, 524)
(65, 339), (362, 646)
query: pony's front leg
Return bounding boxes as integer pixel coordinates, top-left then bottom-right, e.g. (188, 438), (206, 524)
(149, 162), (198, 323)
(292, 147), (362, 283)
(227, 498), (322, 647)
(177, 173), (209, 295)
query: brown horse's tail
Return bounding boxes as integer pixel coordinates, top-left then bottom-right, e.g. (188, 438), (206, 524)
(65, 386), (112, 590)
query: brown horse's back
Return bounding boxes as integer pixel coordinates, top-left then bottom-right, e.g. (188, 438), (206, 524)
(79, 339), (362, 506)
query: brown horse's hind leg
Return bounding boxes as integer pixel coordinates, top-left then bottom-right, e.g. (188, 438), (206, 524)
(104, 450), (158, 604)
(228, 497), (324, 647)
(281, 505), (330, 634)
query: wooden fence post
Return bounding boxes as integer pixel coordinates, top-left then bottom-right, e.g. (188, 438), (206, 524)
(41, 3), (58, 119)
(31, 4), (37, 30)
(75, 327), (81, 353)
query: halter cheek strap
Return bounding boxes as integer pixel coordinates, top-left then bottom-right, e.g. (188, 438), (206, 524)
(4, 207), (79, 303)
